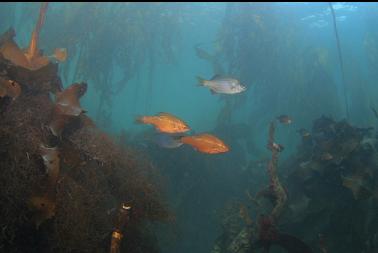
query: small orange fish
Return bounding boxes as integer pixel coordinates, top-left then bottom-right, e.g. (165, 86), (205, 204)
(136, 112), (190, 134)
(0, 77), (21, 100)
(52, 48), (67, 62)
(180, 133), (229, 154)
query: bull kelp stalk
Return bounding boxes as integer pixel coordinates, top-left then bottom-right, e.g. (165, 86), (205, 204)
(267, 122), (287, 220)
(26, 2), (48, 60)
(329, 2), (350, 120)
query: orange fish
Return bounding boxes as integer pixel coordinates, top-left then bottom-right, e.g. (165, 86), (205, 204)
(52, 48), (67, 62)
(55, 82), (87, 116)
(136, 112), (190, 134)
(0, 77), (21, 100)
(181, 133), (229, 154)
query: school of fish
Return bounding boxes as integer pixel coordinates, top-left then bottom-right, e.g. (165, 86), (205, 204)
(137, 112), (230, 154)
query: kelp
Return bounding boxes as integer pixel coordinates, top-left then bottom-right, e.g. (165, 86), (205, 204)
(212, 3), (344, 139)
(1, 2), (181, 128)
(0, 3), (66, 71)
(283, 116), (378, 253)
(328, 2), (350, 120)
(36, 3), (181, 127)
(208, 121), (314, 253)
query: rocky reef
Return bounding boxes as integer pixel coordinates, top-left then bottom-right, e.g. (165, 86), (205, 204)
(0, 29), (170, 253)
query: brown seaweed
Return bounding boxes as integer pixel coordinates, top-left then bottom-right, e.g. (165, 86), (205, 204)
(0, 3), (66, 72)
(0, 34), (169, 253)
(265, 121), (287, 221)
(48, 82), (87, 137)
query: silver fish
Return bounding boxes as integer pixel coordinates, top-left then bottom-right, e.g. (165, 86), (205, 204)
(197, 74), (246, 94)
(154, 133), (184, 149)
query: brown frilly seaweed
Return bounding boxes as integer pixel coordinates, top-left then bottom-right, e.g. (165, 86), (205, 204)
(0, 31), (170, 253)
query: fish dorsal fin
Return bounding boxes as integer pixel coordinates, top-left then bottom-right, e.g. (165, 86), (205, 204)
(210, 74), (222, 80)
(158, 112), (177, 118)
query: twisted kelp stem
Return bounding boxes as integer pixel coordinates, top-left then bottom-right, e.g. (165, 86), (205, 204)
(329, 2), (350, 120)
(267, 122), (287, 221)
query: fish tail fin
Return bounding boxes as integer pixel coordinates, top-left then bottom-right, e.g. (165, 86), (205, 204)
(196, 76), (207, 86)
(135, 116), (146, 124)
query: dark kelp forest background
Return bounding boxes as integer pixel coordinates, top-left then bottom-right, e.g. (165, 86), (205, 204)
(1, 2), (378, 253)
